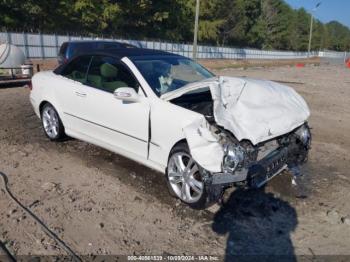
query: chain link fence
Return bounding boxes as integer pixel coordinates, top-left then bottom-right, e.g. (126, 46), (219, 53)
(0, 31), (347, 60)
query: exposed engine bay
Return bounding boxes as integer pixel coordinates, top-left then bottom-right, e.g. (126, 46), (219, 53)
(170, 90), (215, 123)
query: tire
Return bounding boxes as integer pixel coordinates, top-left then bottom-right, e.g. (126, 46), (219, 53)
(166, 142), (221, 209)
(40, 103), (65, 141)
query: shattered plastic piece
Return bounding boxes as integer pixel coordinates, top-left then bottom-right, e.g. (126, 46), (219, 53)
(289, 165), (301, 177)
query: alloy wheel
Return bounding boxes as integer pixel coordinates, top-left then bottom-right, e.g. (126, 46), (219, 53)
(168, 152), (204, 203)
(42, 106), (60, 139)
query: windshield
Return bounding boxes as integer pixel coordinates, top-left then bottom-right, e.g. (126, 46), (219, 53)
(131, 56), (214, 96)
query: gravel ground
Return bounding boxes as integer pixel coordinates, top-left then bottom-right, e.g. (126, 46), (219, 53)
(0, 63), (350, 260)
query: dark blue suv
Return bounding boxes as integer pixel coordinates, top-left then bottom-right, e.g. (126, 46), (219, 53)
(57, 40), (136, 65)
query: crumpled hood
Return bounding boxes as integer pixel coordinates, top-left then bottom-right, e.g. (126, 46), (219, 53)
(163, 76), (310, 145)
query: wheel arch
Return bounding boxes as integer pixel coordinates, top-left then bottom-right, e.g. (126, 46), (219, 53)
(38, 101), (66, 129)
(39, 100), (62, 118)
(166, 138), (188, 167)
(39, 100), (50, 116)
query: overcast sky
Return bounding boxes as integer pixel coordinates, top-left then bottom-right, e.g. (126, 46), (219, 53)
(285, 0), (350, 28)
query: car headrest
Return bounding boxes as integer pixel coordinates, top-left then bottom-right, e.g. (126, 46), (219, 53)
(100, 63), (118, 78)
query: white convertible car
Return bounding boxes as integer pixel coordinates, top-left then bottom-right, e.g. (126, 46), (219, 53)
(30, 48), (311, 209)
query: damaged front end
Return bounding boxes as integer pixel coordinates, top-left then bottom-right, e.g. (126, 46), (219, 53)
(214, 123), (311, 188)
(183, 119), (311, 190)
(168, 76), (311, 191)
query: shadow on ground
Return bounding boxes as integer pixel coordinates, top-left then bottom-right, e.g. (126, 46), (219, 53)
(0, 81), (30, 89)
(212, 187), (298, 262)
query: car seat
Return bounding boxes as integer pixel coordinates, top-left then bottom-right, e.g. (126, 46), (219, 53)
(87, 74), (102, 88)
(70, 70), (86, 83)
(100, 63), (127, 93)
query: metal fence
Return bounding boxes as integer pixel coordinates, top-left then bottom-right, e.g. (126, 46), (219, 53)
(0, 31), (346, 60)
(318, 50), (349, 64)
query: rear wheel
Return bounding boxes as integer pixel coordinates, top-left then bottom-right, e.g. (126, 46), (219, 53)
(166, 143), (221, 209)
(41, 103), (65, 141)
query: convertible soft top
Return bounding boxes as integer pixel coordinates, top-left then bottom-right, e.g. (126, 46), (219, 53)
(76, 48), (179, 59)
(54, 48), (182, 74)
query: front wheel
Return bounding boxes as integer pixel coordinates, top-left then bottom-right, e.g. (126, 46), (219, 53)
(41, 103), (65, 141)
(166, 143), (221, 209)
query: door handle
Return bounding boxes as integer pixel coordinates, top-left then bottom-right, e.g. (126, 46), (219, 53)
(75, 92), (86, 97)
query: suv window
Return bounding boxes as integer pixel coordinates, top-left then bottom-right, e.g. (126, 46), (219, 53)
(70, 43), (94, 58)
(58, 42), (68, 57)
(69, 42), (133, 58)
(58, 42), (69, 64)
(86, 56), (138, 93)
(61, 56), (92, 83)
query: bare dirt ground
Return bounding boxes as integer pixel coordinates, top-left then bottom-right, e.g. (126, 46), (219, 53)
(1, 62), (350, 260)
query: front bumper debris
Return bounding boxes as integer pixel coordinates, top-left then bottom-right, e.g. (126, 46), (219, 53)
(211, 146), (292, 187)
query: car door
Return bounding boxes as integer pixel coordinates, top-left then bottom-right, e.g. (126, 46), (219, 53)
(54, 55), (92, 132)
(73, 55), (150, 159)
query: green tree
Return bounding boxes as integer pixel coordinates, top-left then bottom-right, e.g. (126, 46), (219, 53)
(217, 0), (261, 47)
(288, 8), (310, 51)
(325, 21), (350, 51)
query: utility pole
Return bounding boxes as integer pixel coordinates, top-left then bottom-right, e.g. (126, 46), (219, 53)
(308, 13), (314, 58)
(344, 51), (348, 64)
(193, 0), (200, 60)
(308, 2), (321, 58)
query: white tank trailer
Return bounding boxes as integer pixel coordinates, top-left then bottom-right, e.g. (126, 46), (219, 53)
(0, 43), (33, 80)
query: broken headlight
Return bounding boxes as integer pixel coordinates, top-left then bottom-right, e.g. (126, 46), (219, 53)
(295, 123), (311, 149)
(222, 144), (245, 173)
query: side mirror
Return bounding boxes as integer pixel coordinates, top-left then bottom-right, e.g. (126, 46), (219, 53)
(113, 87), (140, 102)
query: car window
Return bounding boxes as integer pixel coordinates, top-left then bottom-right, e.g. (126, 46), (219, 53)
(60, 56), (92, 83)
(86, 56), (139, 93)
(132, 56), (214, 96)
